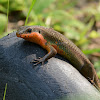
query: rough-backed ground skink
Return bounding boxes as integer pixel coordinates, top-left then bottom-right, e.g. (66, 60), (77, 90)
(16, 26), (100, 89)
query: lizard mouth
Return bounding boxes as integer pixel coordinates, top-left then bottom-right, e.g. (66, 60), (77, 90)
(16, 32), (21, 37)
(16, 32), (30, 38)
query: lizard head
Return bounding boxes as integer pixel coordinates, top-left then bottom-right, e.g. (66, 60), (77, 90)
(16, 26), (41, 38)
(16, 26), (47, 46)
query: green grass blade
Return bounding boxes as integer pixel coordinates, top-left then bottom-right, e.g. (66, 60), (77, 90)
(83, 48), (100, 54)
(3, 83), (7, 100)
(6, 0), (9, 32)
(25, 0), (36, 25)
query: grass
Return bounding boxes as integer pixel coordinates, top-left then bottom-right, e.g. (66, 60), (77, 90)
(25, 0), (36, 25)
(3, 83), (7, 100)
(6, 0), (9, 32)
(83, 48), (100, 55)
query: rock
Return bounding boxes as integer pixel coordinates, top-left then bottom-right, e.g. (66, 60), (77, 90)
(0, 32), (100, 100)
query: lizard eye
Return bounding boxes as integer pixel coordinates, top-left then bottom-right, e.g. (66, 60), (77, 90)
(39, 30), (40, 33)
(27, 28), (32, 33)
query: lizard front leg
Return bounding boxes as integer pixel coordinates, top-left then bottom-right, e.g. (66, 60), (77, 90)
(31, 45), (57, 65)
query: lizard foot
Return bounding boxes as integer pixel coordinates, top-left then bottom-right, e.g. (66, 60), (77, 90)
(87, 77), (99, 90)
(87, 77), (94, 85)
(30, 57), (45, 66)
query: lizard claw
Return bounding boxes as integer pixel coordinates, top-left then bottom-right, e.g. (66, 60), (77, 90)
(87, 77), (99, 90)
(30, 57), (45, 66)
(87, 77), (94, 86)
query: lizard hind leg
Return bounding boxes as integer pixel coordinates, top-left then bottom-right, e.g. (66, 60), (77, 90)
(87, 63), (100, 90)
(87, 76), (100, 90)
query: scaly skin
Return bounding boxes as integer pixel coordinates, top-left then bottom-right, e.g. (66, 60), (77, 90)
(16, 26), (100, 90)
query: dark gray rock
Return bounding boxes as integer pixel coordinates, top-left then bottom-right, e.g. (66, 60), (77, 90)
(0, 32), (100, 100)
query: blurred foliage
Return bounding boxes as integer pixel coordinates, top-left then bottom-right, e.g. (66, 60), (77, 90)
(0, 0), (25, 13)
(0, 0), (100, 75)
(0, 14), (7, 34)
(94, 61), (100, 78)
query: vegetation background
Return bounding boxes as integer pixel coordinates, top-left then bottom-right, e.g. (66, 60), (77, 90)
(0, 0), (100, 78)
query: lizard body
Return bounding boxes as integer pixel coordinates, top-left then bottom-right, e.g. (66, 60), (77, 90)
(16, 26), (100, 89)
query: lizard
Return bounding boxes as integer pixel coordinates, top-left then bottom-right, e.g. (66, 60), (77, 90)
(16, 25), (100, 90)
